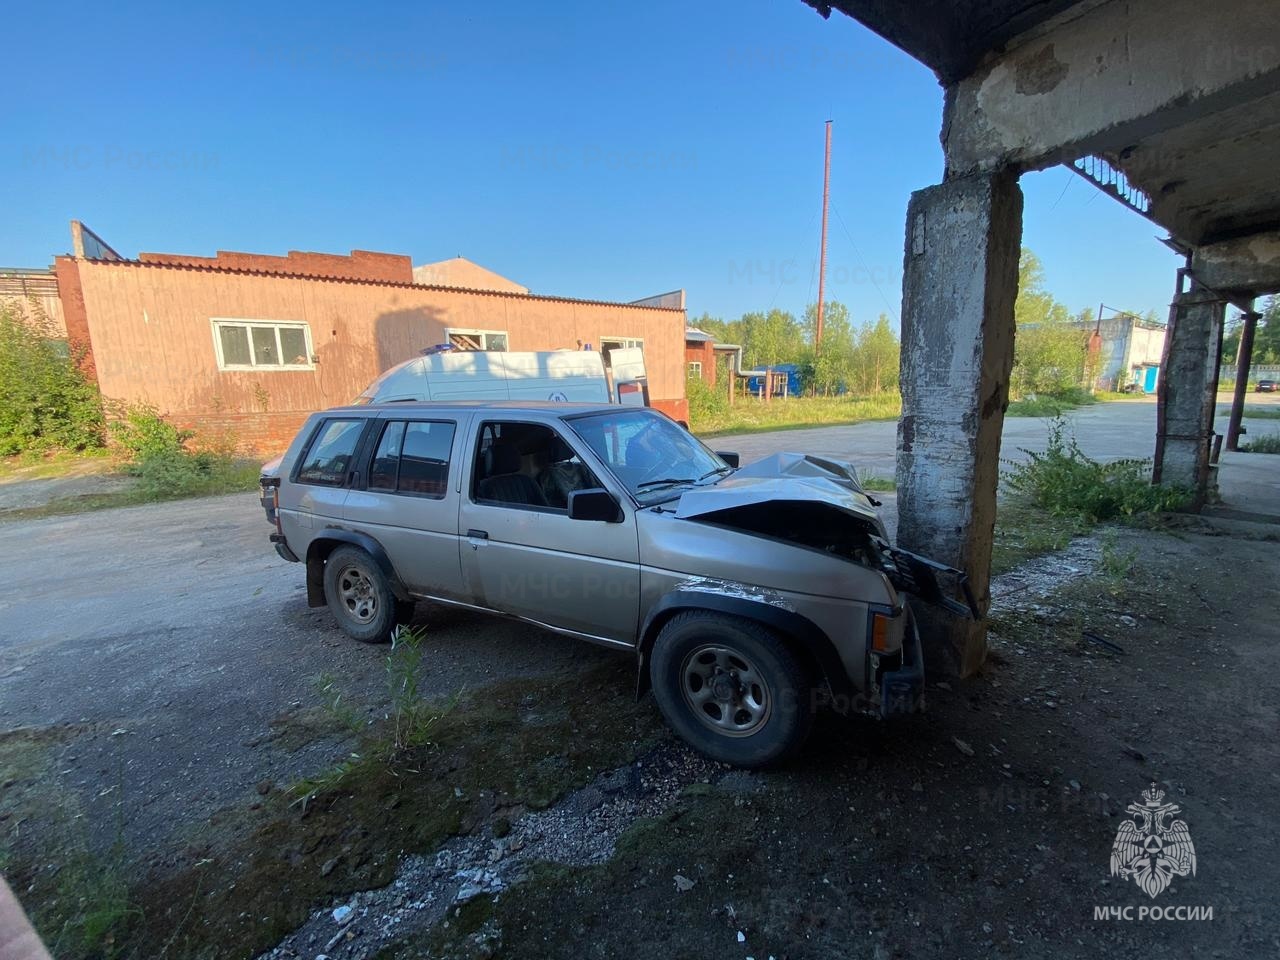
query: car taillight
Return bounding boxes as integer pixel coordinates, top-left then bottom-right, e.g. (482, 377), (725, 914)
(272, 485), (283, 536)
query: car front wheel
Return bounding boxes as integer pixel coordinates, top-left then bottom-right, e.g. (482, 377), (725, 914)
(650, 611), (813, 768)
(323, 545), (399, 643)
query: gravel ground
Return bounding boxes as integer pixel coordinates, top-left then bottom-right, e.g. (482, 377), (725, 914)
(0, 493), (613, 859)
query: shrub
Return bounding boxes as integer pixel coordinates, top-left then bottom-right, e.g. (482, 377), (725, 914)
(0, 300), (104, 454)
(1005, 418), (1191, 521)
(106, 402), (191, 462)
(685, 374), (729, 424)
(1242, 433), (1280, 454)
(106, 403), (258, 498)
(132, 449), (259, 498)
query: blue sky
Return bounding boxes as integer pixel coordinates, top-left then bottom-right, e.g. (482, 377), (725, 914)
(3, 0), (1179, 327)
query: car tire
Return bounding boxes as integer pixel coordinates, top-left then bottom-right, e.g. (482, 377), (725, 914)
(323, 546), (399, 644)
(650, 611), (813, 768)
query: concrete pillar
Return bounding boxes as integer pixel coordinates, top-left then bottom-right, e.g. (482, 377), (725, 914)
(1153, 288), (1226, 504)
(896, 170), (1023, 678)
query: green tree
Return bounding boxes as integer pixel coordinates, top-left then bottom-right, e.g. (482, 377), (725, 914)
(1011, 249), (1088, 398)
(856, 313), (901, 395)
(803, 301), (855, 395)
(741, 308), (801, 370)
(0, 300), (104, 454)
(1223, 295), (1280, 366)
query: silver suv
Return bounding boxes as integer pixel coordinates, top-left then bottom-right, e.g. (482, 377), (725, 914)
(261, 402), (972, 767)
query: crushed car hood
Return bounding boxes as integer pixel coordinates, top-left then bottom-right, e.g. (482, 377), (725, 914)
(673, 452), (885, 533)
(671, 453), (978, 619)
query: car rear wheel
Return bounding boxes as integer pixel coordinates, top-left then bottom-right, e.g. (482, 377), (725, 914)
(323, 546), (398, 644)
(650, 611), (813, 768)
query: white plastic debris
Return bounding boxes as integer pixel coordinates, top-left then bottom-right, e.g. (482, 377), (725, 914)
(332, 904), (353, 924)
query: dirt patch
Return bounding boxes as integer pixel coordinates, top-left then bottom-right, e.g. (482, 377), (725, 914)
(0, 457), (133, 514)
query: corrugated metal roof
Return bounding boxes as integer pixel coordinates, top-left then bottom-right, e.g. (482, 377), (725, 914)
(75, 257), (685, 312)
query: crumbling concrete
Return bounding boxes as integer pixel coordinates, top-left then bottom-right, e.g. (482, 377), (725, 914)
(1192, 233), (1280, 297)
(896, 170), (1022, 677)
(1153, 288), (1226, 502)
(941, 0), (1280, 184)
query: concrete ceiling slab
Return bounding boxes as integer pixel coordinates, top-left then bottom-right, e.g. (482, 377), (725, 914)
(1109, 89), (1280, 245)
(804, 0), (1089, 82)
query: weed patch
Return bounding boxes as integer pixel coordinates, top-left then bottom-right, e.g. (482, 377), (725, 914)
(0, 725), (138, 959)
(1004, 418), (1190, 522)
(992, 497), (1088, 576)
(857, 470), (895, 492)
(1241, 432), (1280, 454)
(1006, 388), (1096, 418)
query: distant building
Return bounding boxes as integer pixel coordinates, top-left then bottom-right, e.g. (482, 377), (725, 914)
(0, 266), (66, 335)
(684, 326), (744, 388)
(1078, 313), (1167, 392)
(46, 222), (687, 450)
(411, 256), (530, 294)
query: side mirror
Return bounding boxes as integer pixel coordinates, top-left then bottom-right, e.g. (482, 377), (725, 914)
(715, 451), (740, 468)
(568, 488), (624, 523)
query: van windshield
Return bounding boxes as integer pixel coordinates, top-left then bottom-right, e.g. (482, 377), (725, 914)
(568, 409), (730, 503)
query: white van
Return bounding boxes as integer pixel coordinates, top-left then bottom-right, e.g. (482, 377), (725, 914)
(353, 348), (649, 406)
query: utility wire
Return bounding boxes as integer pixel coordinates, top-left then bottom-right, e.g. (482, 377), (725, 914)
(831, 201), (900, 322)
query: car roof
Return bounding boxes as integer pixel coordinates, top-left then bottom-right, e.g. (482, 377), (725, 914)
(319, 400), (638, 418)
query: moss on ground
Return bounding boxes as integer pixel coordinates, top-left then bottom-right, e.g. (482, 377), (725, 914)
(120, 659), (661, 959)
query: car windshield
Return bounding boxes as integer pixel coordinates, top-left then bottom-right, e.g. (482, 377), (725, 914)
(568, 409), (731, 503)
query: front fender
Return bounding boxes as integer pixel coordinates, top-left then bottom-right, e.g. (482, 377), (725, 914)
(304, 528), (411, 607)
(635, 581), (855, 704)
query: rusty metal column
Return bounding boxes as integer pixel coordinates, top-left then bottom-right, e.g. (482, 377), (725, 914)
(1225, 306), (1260, 451)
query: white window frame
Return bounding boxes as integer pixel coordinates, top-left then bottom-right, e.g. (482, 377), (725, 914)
(687, 361), (703, 377)
(447, 328), (509, 351)
(601, 336), (644, 351)
(211, 318), (314, 371)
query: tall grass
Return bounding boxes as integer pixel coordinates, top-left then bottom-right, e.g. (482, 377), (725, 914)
(692, 392), (901, 436)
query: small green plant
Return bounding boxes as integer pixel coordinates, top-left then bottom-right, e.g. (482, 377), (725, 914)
(1004, 418), (1191, 522)
(1098, 530), (1138, 594)
(291, 628), (457, 806)
(385, 626), (453, 756)
(1241, 433), (1280, 454)
(856, 469), (895, 492)
(313, 672), (366, 736)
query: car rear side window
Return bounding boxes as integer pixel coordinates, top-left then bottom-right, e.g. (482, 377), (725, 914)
(368, 419), (455, 498)
(297, 419), (366, 486)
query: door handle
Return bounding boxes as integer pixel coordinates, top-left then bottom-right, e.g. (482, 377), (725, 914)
(466, 529), (489, 540)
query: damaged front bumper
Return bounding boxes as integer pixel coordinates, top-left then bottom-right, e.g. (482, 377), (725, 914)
(878, 610), (925, 716)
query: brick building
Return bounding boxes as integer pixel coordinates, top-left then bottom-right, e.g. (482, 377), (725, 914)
(50, 223), (687, 451)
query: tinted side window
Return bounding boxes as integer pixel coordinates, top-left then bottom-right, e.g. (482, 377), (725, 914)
(369, 421), (406, 490)
(472, 420), (600, 510)
(297, 419), (365, 486)
(368, 419), (455, 498)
